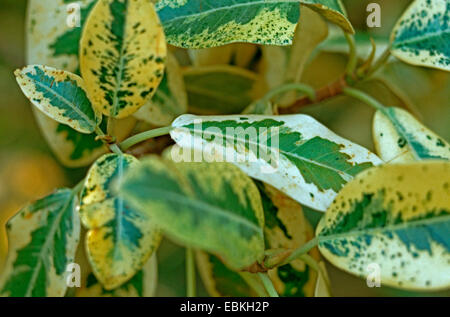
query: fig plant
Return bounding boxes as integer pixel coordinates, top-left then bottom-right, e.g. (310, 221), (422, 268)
(0, 0), (449, 297)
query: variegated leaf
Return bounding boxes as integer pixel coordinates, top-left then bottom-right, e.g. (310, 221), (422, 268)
(133, 53), (187, 126)
(15, 65), (99, 134)
(76, 254), (158, 297)
(184, 66), (266, 115)
(120, 157), (265, 270)
(156, 0), (301, 48)
(373, 107), (450, 163)
(258, 183), (320, 297)
(196, 252), (259, 297)
(316, 161), (450, 290)
(80, 153), (161, 290)
(26, 0), (115, 167)
(391, 0), (450, 71)
(301, 0), (353, 34)
(80, 0), (167, 118)
(170, 114), (383, 211)
(0, 189), (80, 297)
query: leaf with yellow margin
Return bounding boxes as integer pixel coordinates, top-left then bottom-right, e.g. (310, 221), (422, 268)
(133, 53), (187, 126)
(80, 0), (167, 118)
(0, 189), (80, 297)
(76, 254), (158, 297)
(316, 161), (450, 290)
(120, 157), (265, 270)
(391, 0), (450, 72)
(373, 107), (450, 163)
(156, 0), (302, 48)
(80, 153), (161, 290)
(301, 0), (354, 34)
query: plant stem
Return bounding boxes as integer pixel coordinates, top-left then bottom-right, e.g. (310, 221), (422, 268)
(342, 87), (386, 112)
(297, 254), (331, 292)
(282, 237), (319, 265)
(186, 248), (196, 297)
(344, 33), (357, 77)
(365, 46), (391, 78)
(120, 126), (172, 151)
(257, 273), (279, 297)
(95, 126), (123, 154)
(262, 82), (316, 103)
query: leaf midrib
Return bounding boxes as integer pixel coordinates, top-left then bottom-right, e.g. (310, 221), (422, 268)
(319, 212), (450, 244)
(158, 0), (297, 25)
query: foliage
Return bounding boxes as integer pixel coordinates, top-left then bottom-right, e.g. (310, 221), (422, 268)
(1, 0), (449, 297)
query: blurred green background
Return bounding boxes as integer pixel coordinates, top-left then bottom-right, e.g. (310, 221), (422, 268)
(0, 0), (448, 297)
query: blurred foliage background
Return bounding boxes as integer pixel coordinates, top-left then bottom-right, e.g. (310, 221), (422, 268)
(0, 0), (448, 296)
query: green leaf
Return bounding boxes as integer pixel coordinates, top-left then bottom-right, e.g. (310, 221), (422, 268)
(76, 254), (158, 297)
(170, 114), (382, 211)
(391, 0), (450, 71)
(196, 252), (258, 297)
(80, 0), (167, 118)
(134, 53), (188, 126)
(120, 157), (265, 270)
(316, 161), (450, 290)
(15, 65), (100, 134)
(80, 153), (161, 290)
(156, 0), (301, 48)
(257, 183), (320, 297)
(300, 0), (353, 34)
(0, 189), (80, 297)
(184, 65), (266, 115)
(373, 107), (450, 163)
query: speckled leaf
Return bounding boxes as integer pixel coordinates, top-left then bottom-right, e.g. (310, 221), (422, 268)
(170, 114), (382, 211)
(80, 0), (167, 118)
(316, 162), (450, 290)
(15, 65), (100, 134)
(300, 0), (353, 34)
(120, 157), (265, 270)
(156, 0), (301, 48)
(196, 252), (258, 297)
(391, 0), (450, 71)
(259, 183), (320, 297)
(76, 254), (158, 297)
(80, 153), (161, 290)
(133, 53), (187, 126)
(26, 0), (124, 167)
(183, 66), (266, 115)
(0, 189), (80, 297)
(373, 107), (450, 163)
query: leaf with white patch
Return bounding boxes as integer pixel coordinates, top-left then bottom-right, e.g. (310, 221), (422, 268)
(76, 254), (158, 297)
(316, 161), (450, 290)
(120, 157), (265, 270)
(0, 189), (80, 297)
(15, 65), (100, 134)
(133, 53), (187, 126)
(156, 0), (301, 48)
(391, 0), (450, 71)
(80, 0), (167, 118)
(184, 66), (266, 115)
(373, 107), (450, 163)
(170, 114), (382, 211)
(300, 0), (353, 34)
(80, 153), (161, 290)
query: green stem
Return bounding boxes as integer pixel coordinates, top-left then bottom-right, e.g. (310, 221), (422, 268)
(365, 46), (391, 78)
(186, 248), (196, 297)
(120, 126), (172, 151)
(262, 83), (316, 103)
(95, 126), (123, 154)
(342, 87), (386, 112)
(257, 273), (279, 297)
(297, 254), (331, 293)
(344, 33), (357, 76)
(282, 237), (319, 265)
